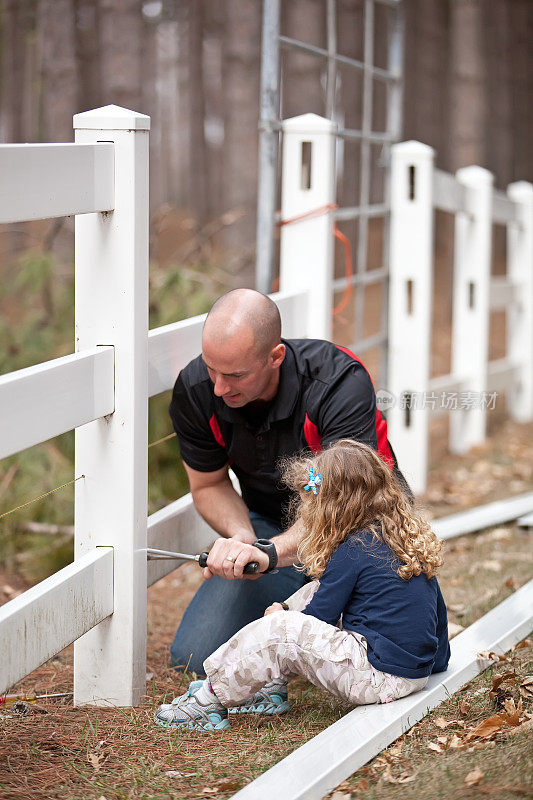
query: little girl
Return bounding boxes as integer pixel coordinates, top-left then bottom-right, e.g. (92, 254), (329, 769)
(155, 440), (450, 731)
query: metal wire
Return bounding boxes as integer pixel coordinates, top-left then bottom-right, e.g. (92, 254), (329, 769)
(256, 0), (405, 386)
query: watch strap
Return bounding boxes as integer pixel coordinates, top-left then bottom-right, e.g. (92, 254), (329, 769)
(253, 538), (279, 574)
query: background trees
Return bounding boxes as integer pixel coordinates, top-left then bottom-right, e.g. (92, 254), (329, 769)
(0, 0), (531, 279)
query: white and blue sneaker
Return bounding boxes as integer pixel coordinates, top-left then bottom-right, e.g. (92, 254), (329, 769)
(154, 680), (230, 731)
(227, 680), (290, 715)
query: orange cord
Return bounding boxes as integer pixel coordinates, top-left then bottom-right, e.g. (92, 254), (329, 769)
(332, 224), (353, 316)
(273, 204), (353, 317)
(278, 203), (338, 227)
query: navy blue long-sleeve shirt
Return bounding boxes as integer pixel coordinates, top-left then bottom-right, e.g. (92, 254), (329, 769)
(302, 530), (450, 679)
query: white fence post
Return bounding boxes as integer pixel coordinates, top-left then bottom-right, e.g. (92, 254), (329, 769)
(449, 167), (493, 454)
(507, 181), (533, 422)
(388, 141), (435, 495)
(279, 113), (336, 341)
(73, 105), (149, 707)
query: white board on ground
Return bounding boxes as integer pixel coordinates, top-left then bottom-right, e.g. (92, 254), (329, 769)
(230, 579), (533, 800)
(431, 492), (533, 540)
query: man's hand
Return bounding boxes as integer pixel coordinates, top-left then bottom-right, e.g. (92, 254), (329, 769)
(203, 537), (270, 581)
(264, 602), (285, 616)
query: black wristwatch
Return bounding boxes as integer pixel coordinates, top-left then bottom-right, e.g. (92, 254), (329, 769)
(253, 538), (279, 574)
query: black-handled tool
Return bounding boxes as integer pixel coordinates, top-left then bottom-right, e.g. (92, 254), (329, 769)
(147, 547), (260, 574)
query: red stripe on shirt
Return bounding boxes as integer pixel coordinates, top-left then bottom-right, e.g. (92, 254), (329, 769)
(209, 414), (225, 448)
(304, 413), (322, 453)
(335, 345), (394, 470)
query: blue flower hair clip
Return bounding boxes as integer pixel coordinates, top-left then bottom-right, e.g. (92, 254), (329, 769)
(304, 466), (322, 495)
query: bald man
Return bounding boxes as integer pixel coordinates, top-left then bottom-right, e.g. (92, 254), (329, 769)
(168, 289), (412, 673)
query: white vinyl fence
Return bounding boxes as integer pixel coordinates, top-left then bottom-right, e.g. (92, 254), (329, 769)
(388, 141), (533, 494)
(1, 109), (531, 707)
(0, 107), (319, 706)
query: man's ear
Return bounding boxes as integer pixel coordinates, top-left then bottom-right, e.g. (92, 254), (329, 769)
(269, 343), (286, 369)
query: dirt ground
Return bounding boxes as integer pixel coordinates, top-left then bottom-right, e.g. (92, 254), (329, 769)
(0, 414), (531, 800)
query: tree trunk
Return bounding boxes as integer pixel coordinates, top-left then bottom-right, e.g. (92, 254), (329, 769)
(449, 0), (486, 171)
(187, 0), (209, 225)
(39, 0), (77, 142)
(220, 0), (261, 279)
(73, 0), (102, 113)
(99, 0), (142, 110)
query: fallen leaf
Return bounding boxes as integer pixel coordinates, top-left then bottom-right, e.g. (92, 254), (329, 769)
(519, 676), (533, 700)
(490, 672), (517, 693)
(387, 740), (403, 757)
(88, 752), (106, 773)
(434, 716), (451, 729)
(382, 766), (417, 784)
(467, 706), (522, 741)
(505, 577), (520, 591)
(427, 741), (443, 753)
(504, 696), (518, 716)
(513, 639), (531, 651)
(477, 650), (510, 663)
(464, 767), (484, 786)
(449, 734), (463, 749)
(466, 715), (505, 740)
(459, 700), (471, 715)
(481, 560), (501, 572)
(215, 779), (242, 792)
(165, 771), (183, 778)
(437, 735), (448, 745)
(330, 792), (350, 799)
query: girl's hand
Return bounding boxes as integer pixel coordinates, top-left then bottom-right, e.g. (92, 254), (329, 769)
(264, 602), (285, 616)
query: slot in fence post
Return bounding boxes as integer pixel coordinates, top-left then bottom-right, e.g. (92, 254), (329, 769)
(507, 181), (533, 423)
(73, 105), (150, 707)
(449, 166), (493, 454)
(279, 113), (336, 341)
(388, 141), (435, 495)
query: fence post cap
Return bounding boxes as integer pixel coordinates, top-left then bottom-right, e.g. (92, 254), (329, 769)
(508, 180), (533, 200)
(73, 105), (150, 131)
(282, 113), (337, 134)
(391, 140), (435, 158)
(455, 165), (493, 185)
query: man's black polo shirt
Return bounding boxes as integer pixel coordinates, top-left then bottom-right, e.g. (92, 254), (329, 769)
(169, 339), (407, 527)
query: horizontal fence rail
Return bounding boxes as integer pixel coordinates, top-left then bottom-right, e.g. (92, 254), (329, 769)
(0, 548), (113, 695)
(492, 189), (520, 226)
(0, 143), (114, 223)
(148, 289), (308, 397)
(0, 347), (115, 459)
(147, 496), (218, 587)
(433, 167), (470, 215)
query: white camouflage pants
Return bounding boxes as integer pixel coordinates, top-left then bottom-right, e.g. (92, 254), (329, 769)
(204, 581), (428, 708)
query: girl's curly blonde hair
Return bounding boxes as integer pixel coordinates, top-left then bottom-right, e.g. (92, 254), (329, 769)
(282, 439), (443, 581)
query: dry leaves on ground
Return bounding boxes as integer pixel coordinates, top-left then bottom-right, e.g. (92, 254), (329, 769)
(464, 767), (484, 786)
